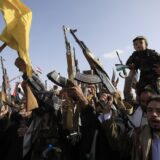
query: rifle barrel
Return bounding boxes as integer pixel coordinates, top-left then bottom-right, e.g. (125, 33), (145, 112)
(116, 51), (123, 64)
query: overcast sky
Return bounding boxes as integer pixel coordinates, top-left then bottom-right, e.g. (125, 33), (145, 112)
(1, 0), (160, 91)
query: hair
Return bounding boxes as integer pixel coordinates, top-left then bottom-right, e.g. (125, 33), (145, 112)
(99, 87), (109, 94)
(133, 36), (148, 47)
(147, 95), (160, 106)
(139, 87), (157, 96)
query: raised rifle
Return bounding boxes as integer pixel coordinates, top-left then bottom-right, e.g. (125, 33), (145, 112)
(116, 51), (127, 78)
(68, 28), (116, 94)
(68, 28), (135, 128)
(63, 25), (76, 81)
(0, 56), (11, 107)
(47, 69), (135, 129)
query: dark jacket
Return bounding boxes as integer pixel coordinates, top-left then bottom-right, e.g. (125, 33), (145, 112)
(126, 49), (160, 93)
(79, 105), (132, 160)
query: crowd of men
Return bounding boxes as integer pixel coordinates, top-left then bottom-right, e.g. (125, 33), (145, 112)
(0, 36), (160, 160)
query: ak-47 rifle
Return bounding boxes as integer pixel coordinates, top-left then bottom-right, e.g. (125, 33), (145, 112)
(68, 28), (116, 94)
(68, 28), (134, 123)
(0, 56), (11, 107)
(64, 29), (136, 160)
(116, 51), (127, 78)
(63, 25), (76, 81)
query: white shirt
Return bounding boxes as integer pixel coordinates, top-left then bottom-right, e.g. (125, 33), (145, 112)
(98, 110), (112, 123)
(128, 106), (148, 128)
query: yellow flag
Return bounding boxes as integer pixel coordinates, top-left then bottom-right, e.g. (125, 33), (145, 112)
(21, 82), (38, 111)
(0, 0), (32, 77)
(25, 84), (38, 111)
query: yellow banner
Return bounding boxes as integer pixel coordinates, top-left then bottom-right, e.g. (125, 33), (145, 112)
(0, 0), (32, 76)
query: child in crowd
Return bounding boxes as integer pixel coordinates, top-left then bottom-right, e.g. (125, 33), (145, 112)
(126, 36), (160, 95)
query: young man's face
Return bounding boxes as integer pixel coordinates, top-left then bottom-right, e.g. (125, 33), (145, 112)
(147, 100), (160, 130)
(133, 39), (147, 51)
(140, 91), (153, 112)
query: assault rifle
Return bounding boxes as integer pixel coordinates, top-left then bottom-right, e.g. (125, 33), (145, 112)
(22, 72), (54, 112)
(63, 25), (77, 81)
(68, 28), (134, 125)
(68, 28), (116, 94)
(0, 56), (11, 107)
(47, 69), (135, 130)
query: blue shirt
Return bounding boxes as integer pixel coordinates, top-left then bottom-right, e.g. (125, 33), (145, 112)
(152, 135), (160, 160)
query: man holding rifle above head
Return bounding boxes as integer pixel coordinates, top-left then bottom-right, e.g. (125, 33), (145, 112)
(61, 83), (132, 160)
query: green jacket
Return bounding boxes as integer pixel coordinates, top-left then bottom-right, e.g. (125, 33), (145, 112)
(132, 125), (152, 160)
